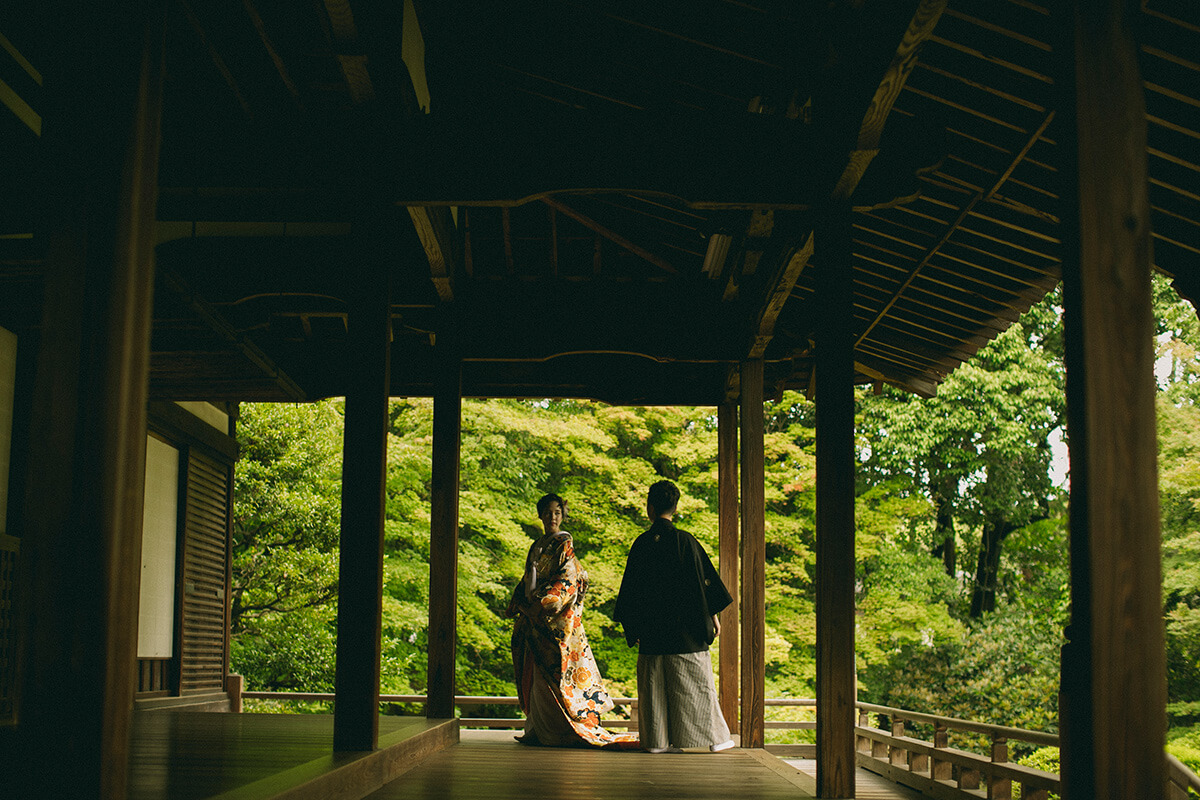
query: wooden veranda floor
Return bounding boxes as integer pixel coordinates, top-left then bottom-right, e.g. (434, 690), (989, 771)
(128, 712), (457, 800)
(127, 712), (923, 800)
(370, 730), (927, 800)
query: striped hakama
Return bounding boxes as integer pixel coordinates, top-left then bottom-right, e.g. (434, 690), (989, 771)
(636, 650), (733, 751)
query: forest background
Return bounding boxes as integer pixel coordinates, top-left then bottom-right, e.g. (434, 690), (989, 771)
(229, 277), (1200, 766)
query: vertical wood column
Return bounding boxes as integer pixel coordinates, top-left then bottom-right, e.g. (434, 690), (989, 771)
(427, 322), (462, 719)
(739, 361), (765, 748)
(1057, 3), (1164, 799)
(14, 7), (164, 798)
(332, 255), (393, 752)
(717, 401), (739, 732)
(814, 212), (857, 799)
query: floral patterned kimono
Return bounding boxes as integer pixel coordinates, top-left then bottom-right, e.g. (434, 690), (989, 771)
(506, 531), (638, 748)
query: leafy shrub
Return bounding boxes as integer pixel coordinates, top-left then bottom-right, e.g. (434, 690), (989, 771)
(1014, 746), (1059, 800)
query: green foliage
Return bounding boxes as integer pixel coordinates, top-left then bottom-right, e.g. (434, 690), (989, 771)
(230, 606), (338, 691)
(876, 605), (1062, 756)
(232, 401), (344, 634)
(1157, 278), (1200, 720)
(1014, 746), (1060, 800)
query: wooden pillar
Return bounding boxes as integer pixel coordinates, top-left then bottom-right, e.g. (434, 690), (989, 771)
(332, 255), (393, 752)
(427, 322), (462, 719)
(814, 211), (857, 799)
(739, 360), (765, 748)
(1057, 3), (1164, 799)
(717, 400), (739, 732)
(14, 6), (164, 798)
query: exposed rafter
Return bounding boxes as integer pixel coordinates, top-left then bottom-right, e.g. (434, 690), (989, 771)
(856, 109), (1058, 351)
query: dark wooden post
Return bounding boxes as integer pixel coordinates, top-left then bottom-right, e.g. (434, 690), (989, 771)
(1057, 2), (1164, 798)
(427, 321), (462, 719)
(739, 360), (765, 748)
(815, 211), (857, 799)
(717, 400), (739, 732)
(13, 6), (164, 798)
(332, 254), (393, 752)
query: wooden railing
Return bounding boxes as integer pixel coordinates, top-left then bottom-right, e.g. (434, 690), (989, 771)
(238, 690), (639, 728)
(854, 701), (1059, 800)
(231, 684), (1200, 799)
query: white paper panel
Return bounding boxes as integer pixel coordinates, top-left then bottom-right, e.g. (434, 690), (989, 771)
(138, 436), (180, 658)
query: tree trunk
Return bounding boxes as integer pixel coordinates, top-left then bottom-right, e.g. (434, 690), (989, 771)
(970, 516), (1017, 617)
(929, 474), (957, 577)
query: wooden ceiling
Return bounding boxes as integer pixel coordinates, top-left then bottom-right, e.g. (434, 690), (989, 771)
(1, 0), (1198, 405)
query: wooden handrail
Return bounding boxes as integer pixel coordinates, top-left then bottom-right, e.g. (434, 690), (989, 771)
(1167, 752), (1200, 797)
(855, 700), (1060, 748)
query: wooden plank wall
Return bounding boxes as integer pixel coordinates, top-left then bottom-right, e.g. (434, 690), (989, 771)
(180, 449), (231, 694)
(0, 533), (17, 722)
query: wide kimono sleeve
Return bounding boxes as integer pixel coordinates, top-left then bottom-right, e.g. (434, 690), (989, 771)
(508, 532), (580, 622)
(694, 537), (732, 617)
(614, 538), (650, 647)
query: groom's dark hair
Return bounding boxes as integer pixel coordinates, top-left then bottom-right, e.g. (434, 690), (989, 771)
(648, 480), (680, 515)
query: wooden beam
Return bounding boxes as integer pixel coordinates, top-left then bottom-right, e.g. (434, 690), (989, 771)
(337, 53), (376, 104)
(320, 0), (375, 104)
(855, 109), (1057, 353)
(427, 320), (462, 720)
(408, 205), (458, 301)
(159, 268), (306, 401)
(748, 231), (814, 358)
(814, 212), (858, 799)
(463, 208), (474, 277)
(540, 197), (677, 275)
(717, 401), (739, 733)
(14, 8), (164, 796)
(332, 256), (392, 752)
(853, 359), (938, 399)
(831, 0), (947, 201)
(738, 360), (765, 749)
(502, 208), (514, 274)
(179, 0), (252, 119)
(1057, 3), (1164, 799)
(548, 205), (558, 276)
(242, 0), (303, 110)
(322, 0), (359, 41)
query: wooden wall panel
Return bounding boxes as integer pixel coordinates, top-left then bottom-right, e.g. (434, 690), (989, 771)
(180, 449), (230, 694)
(0, 534), (16, 722)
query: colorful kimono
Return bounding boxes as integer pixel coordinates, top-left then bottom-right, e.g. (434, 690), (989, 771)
(506, 531), (638, 748)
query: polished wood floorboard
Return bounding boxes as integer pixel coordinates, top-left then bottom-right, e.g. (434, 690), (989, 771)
(126, 714), (922, 800)
(785, 760), (927, 800)
(128, 712), (449, 800)
(367, 731), (927, 799)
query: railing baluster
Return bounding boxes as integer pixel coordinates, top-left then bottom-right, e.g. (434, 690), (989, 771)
(988, 735), (1010, 800)
(959, 764), (981, 791)
(872, 714), (888, 759)
(857, 708), (871, 754)
(1021, 786), (1049, 800)
(889, 717), (908, 768)
(931, 722), (951, 782)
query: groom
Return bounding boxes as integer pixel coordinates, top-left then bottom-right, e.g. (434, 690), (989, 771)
(614, 479), (735, 753)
